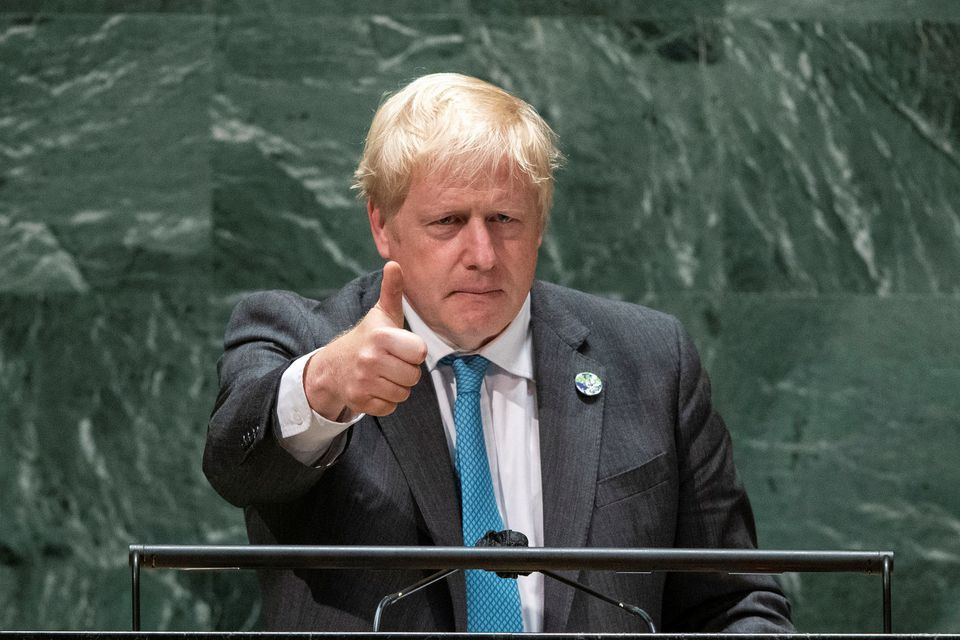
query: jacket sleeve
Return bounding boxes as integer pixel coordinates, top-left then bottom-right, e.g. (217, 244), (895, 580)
(661, 318), (795, 633)
(202, 290), (348, 507)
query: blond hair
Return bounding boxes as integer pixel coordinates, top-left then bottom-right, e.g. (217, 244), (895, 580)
(353, 73), (562, 225)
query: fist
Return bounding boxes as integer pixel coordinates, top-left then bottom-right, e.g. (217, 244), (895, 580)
(304, 261), (428, 418)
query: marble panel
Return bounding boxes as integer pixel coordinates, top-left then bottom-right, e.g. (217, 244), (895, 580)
(709, 21), (960, 293)
(728, 0), (960, 20)
(469, 0), (724, 18)
(0, 1), (214, 13)
(215, 0), (468, 15)
(470, 18), (726, 296)
(713, 294), (960, 632)
(0, 14), (213, 293)
(0, 292), (255, 630)
(212, 14), (477, 295)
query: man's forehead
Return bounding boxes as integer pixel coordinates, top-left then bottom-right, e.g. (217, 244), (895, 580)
(411, 163), (535, 200)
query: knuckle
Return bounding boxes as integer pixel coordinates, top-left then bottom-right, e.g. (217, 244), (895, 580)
(357, 347), (381, 369)
(370, 400), (397, 416)
(342, 385), (362, 405)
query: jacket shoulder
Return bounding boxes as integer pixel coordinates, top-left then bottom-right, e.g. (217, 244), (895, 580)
(532, 281), (681, 338)
(227, 271), (381, 345)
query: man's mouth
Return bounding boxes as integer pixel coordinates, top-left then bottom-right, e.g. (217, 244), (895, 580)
(449, 288), (502, 297)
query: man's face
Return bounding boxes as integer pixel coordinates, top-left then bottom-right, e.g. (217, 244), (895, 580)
(369, 165), (543, 351)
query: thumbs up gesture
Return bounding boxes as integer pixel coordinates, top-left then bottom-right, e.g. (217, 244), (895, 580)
(373, 259), (407, 327)
(303, 261), (428, 418)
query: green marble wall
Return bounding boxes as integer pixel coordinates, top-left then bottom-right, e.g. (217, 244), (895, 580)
(1, 1), (958, 633)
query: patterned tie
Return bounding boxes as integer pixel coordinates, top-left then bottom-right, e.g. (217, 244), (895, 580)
(441, 354), (524, 633)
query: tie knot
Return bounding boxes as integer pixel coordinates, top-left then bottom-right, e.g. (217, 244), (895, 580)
(441, 354), (490, 395)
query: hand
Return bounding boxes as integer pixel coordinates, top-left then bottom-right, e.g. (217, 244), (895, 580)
(303, 261), (428, 418)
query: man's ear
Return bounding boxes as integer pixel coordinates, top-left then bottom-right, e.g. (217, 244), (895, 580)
(367, 200), (392, 260)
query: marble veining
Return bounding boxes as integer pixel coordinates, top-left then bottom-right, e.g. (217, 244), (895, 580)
(0, 4), (958, 634)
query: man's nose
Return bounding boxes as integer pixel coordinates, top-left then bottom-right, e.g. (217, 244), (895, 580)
(462, 218), (497, 271)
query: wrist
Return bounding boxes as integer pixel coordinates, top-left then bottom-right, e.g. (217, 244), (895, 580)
(303, 350), (348, 421)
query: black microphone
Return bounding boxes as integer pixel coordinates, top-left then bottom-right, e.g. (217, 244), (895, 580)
(474, 528), (532, 578)
(372, 529), (657, 633)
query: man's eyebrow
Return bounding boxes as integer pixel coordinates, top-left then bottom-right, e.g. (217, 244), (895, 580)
(420, 206), (468, 217)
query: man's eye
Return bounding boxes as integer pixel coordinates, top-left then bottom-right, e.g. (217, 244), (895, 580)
(433, 216), (457, 225)
(494, 213), (514, 223)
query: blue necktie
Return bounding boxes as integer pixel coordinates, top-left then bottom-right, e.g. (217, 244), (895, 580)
(442, 354), (524, 633)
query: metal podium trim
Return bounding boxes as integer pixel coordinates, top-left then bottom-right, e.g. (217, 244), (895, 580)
(128, 546), (894, 634)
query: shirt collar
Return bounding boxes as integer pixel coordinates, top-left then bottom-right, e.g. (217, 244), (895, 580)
(402, 294), (534, 381)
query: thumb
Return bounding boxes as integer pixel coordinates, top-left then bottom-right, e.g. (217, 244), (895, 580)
(376, 261), (405, 326)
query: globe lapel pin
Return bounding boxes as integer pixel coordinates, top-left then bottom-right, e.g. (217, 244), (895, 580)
(574, 371), (602, 397)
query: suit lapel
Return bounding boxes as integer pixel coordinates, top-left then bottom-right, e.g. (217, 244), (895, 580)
(363, 275), (468, 630)
(531, 283), (605, 633)
(376, 372), (462, 547)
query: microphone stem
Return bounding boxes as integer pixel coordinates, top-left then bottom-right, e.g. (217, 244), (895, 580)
(373, 568), (459, 632)
(541, 570), (657, 633)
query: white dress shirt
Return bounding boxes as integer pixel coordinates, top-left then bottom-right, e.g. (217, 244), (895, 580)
(274, 295), (545, 632)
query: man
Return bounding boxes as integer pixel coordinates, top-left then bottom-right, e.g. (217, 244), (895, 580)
(204, 73), (793, 633)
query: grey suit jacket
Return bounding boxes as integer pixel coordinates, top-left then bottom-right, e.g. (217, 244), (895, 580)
(204, 270), (793, 633)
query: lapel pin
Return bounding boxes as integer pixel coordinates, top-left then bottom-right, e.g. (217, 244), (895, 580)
(575, 371), (602, 397)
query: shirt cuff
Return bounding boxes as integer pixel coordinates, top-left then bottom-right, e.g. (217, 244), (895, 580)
(275, 348), (364, 466)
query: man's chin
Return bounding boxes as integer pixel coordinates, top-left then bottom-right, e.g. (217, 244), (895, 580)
(442, 318), (509, 351)
(433, 295), (519, 349)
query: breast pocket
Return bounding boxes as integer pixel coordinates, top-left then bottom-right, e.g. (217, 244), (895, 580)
(595, 452), (672, 508)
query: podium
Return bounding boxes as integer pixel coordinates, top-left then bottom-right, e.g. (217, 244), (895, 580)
(127, 545), (894, 634)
